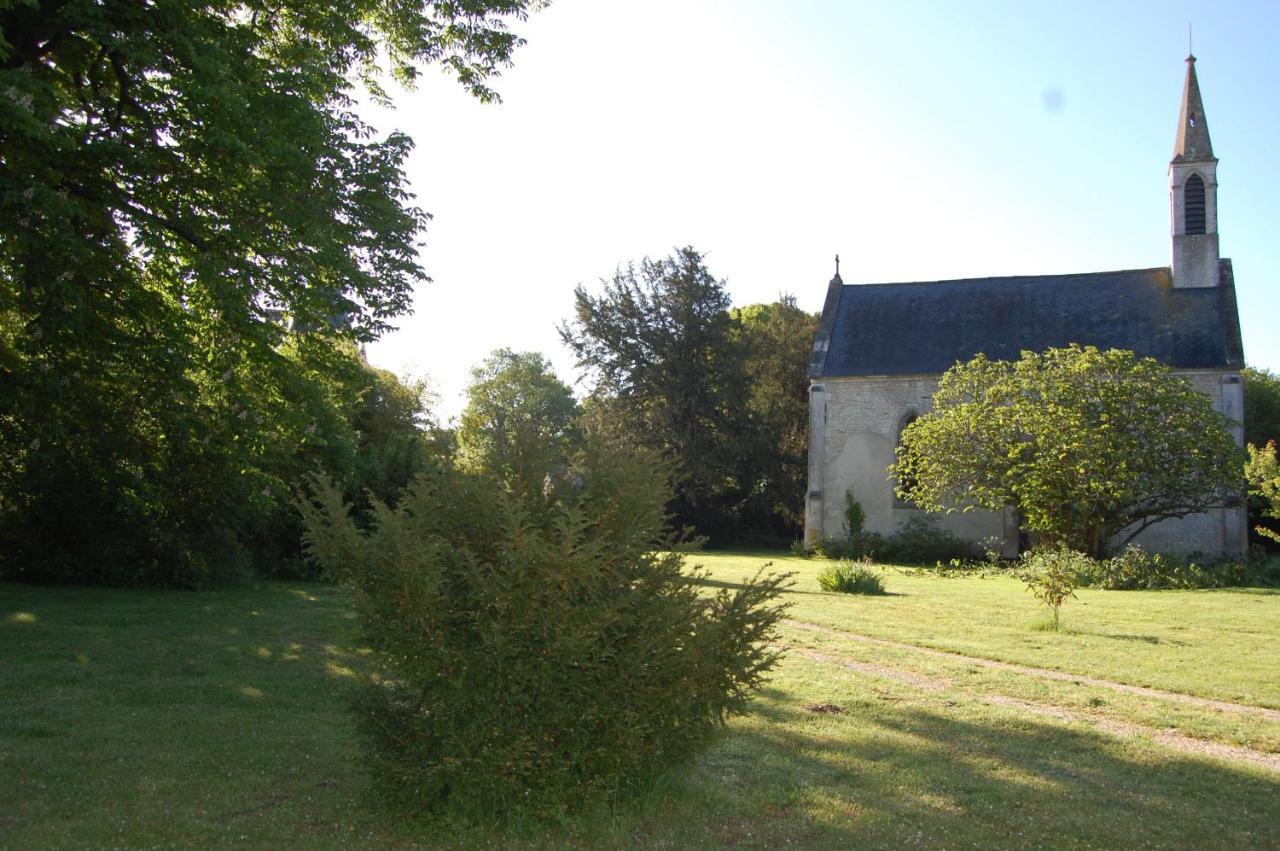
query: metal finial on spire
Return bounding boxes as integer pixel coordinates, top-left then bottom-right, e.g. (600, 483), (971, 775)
(1188, 23), (1194, 61)
(835, 254), (840, 276)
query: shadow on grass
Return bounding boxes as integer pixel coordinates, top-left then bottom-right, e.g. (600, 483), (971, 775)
(689, 575), (907, 598)
(1067, 630), (1169, 645)
(6, 579), (1276, 849)
(697, 687), (1280, 849)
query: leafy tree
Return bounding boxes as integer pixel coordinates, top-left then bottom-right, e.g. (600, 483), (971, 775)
(349, 365), (439, 507)
(731, 298), (819, 542)
(457, 349), (580, 507)
(559, 247), (750, 540)
(1239, 368), (1280, 546)
(0, 0), (540, 583)
(1019, 547), (1082, 631)
(249, 355), (444, 578)
(1245, 441), (1280, 545)
(1244, 367), (1280, 450)
(892, 345), (1243, 558)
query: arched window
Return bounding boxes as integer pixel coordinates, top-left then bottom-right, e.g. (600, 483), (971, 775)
(895, 412), (919, 507)
(1184, 174), (1206, 235)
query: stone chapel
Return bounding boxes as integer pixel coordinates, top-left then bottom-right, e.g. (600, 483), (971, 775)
(804, 56), (1246, 558)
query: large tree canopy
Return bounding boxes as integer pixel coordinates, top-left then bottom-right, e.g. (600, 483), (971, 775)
(0, 0), (539, 583)
(2, 0), (537, 343)
(457, 348), (580, 508)
(892, 345), (1243, 557)
(731, 297), (818, 539)
(559, 247), (749, 540)
(559, 249), (817, 544)
(1243, 367), (1280, 450)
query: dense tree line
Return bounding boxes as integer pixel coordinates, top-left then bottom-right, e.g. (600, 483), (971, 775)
(0, 0), (539, 584)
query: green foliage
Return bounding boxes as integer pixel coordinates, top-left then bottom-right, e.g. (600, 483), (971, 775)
(0, 0), (540, 584)
(1243, 369), (1280, 546)
(559, 247), (748, 542)
(1018, 547), (1083, 629)
(297, 437), (791, 818)
(812, 538), (860, 560)
(1074, 544), (1262, 591)
(0, 332), (437, 584)
(730, 297), (820, 542)
(817, 559), (886, 595)
(1245, 440), (1280, 545)
(256, 357), (442, 579)
(456, 349), (580, 509)
(816, 514), (969, 565)
(877, 515), (971, 564)
(843, 490), (866, 540)
(560, 253), (817, 544)
(1243, 367), (1280, 450)
(893, 345), (1244, 558)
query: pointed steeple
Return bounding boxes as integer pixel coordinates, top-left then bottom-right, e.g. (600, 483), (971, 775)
(1172, 55), (1215, 163)
(1168, 55), (1220, 289)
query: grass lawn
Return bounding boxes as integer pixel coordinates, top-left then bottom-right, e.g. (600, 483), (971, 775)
(2, 553), (1277, 848)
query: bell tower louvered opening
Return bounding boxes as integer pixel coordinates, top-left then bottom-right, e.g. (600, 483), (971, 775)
(1184, 174), (1206, 234)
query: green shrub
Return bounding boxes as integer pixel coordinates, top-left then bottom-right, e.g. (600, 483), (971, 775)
(1018, 546), (1084, 629)
(814, 537), (854, 559)
(298, 440), (791, 819)
(814, 513), (971, 566)
(817, 559), (886, 595)
(880, 515), (971, 563)
(843, 490), (866, 540)
(1077, 544), (1255, 590)
(789, 539), (812, 558)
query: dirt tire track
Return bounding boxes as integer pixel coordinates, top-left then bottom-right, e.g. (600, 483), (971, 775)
(782, 633), (1280, 773)
(983, 695), (1280, 773)
(787, 619), (1280, 722)
(787, 647), (951, 691)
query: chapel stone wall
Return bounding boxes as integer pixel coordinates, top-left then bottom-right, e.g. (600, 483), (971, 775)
(806, 368), (1246, 560)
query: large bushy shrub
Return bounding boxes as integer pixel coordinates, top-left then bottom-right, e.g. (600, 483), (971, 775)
(298, 439), (791, 818)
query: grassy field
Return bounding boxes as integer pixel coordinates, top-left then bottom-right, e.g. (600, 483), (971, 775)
(2, 553), (1278, 848)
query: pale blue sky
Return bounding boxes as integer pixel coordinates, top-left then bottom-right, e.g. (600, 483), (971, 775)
(362, 0), (1280, 419)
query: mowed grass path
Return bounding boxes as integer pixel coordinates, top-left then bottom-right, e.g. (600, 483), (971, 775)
(2, 554), (1278, 848)
(701, 553), (1280, 709)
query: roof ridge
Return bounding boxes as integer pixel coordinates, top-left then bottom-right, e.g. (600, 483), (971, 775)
(842, 267), (1171, 289)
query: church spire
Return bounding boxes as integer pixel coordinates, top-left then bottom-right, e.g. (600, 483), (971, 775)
(1172, 54), (1215, 163)
(1168, 54), (1219, 289)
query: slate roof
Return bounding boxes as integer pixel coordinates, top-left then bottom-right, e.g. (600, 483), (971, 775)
(809, 261), (1243, 378)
